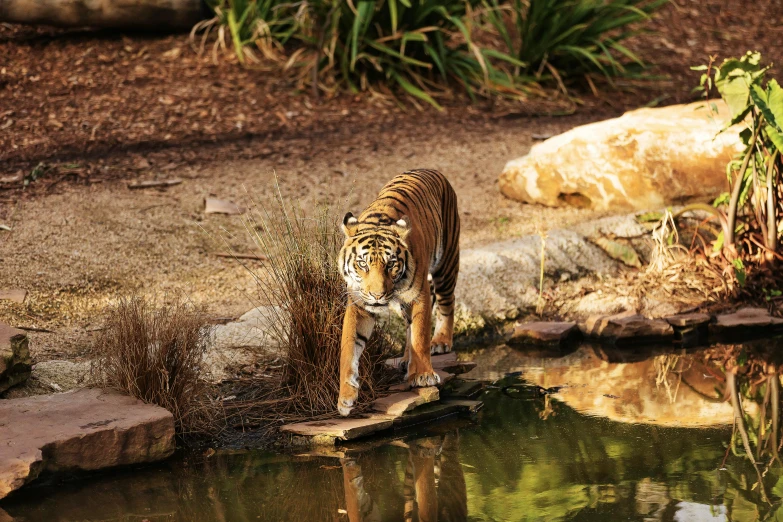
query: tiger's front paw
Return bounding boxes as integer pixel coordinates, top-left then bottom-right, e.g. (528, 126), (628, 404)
(430, 341), (452, 355)
(430, 333), (452, 354)
(337, 384), (359, 417)
(407, 370), (441, 388)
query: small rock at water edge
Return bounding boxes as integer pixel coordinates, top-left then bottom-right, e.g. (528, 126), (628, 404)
(508, 321), (578, 346)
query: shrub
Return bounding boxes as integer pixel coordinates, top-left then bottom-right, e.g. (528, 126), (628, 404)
(92, 296), (220, 436)
(487, 0), (666, 84)
(690, 52), (782, 265)
(198, 0), (665, 106)
(240, 195), (397, 418)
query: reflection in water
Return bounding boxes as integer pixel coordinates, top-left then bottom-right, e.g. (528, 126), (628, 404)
(340, 433), (467, 522)
(4, 340), (783, 521)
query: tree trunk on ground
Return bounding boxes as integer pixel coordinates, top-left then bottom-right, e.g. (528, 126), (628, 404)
(0, 0), (208, 30)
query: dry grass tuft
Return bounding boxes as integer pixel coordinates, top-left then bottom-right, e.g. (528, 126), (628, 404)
(633, 209), (729, 305)
(223, 190), (397, 427)
(92, 295), (222, 436)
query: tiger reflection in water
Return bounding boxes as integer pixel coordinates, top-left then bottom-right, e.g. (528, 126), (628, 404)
(340, 432), (467, 522)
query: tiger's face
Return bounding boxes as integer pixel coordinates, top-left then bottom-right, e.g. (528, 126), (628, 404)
(339, 212), (411, 310)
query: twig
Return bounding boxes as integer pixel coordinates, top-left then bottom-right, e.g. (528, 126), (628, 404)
(15, 325), (54, 333)
(128, 179), (183, 190)
(214, 252), (269, 261)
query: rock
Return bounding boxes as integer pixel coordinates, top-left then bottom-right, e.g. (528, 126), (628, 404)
(664, 313), (711, 328)
(3, 360), (91, 399)
(710, 308), (783, 340)
(0, 289), (26, 303)
(580, 312), (674, 343)
(664, 312), (712, 345)
(281, 416), (394, 445)
(208, 306), (284, 381)
(283, 398), (483, 446)
(204, 197), (243, 215)
(0, 324), (31, 394)
(0, 388), (175, 499)
(371, 387), (439, 416)
(435, 370), (455, 384)
(508, 321), (578, 345)
(455, 229), (617, 333)
(499, 100), (744, 211)
(390, 399), (483, 430)
(444, 379), (485, 398)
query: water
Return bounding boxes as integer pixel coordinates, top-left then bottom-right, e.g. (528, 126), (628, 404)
(3, 343), (782, 521)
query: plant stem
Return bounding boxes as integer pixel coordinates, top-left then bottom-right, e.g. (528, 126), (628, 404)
(726, 117), (763, 252)
(766, 151), (779, 255)
(771, 373), (780, 464)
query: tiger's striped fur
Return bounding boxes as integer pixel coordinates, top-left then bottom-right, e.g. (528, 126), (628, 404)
(337, 169), (460, 417)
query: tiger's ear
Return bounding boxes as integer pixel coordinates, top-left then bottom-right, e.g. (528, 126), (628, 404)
(391, 216), (411, 240)
(342, 212), (359, 237)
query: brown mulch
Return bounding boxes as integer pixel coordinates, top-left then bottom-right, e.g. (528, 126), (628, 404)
(0, 0), (781, 210)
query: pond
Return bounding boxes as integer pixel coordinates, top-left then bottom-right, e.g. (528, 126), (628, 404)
(3, 341), (783, 521)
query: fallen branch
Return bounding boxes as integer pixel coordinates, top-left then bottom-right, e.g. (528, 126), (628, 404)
(128, 179), (183, 190)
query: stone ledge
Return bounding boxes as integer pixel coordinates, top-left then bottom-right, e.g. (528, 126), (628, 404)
(371, 387), (439, 416)
(0, 388), (175, 500)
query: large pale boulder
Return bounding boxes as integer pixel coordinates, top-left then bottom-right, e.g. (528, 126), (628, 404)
(0, 324), (31, 394)
(499, 101), (743, 211)
(0, 388), (175, 499)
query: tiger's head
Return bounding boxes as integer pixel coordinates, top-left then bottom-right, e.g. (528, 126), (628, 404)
(338, 212), (413, 310)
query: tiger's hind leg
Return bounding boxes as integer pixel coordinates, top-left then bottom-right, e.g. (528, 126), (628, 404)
(430, 250), (459, 355)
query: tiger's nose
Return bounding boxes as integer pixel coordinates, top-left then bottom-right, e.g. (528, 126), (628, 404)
(369, 291), (384, 299)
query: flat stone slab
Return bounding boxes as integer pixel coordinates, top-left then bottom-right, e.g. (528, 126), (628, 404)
(383, 353), (475, 375)
(714, 308), (783, 328)
(0, 323), (31, 394)
(281, 416), (394, 445)
(282, 397), (482, 446)
(391, 399), (483, 430)
(508, 321), (578, 345)
(371, 387), (439, 416)
(0, 388), (175, 499)
(580, 312), (673, 342)
(664, 313), (711, 328)
(710, 308), (783, 339)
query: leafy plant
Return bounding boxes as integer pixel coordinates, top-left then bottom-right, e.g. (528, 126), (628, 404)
(197, 0), (664, 106)
(484, 0), (667, 86)
(691, 52), (783, 264)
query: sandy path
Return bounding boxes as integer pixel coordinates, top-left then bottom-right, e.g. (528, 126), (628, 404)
(0, 115), (610, 359)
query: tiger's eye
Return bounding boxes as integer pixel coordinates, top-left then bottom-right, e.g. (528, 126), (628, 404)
(357, 260), (368, 271)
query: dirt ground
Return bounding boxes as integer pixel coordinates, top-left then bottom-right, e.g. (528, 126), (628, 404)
(1, 0), (781, 362)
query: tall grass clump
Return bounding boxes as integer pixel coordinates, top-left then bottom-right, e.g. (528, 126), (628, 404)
(238, 192), (397, 418)
(92, 296), (220, 436)
(486, 0), (666, 86)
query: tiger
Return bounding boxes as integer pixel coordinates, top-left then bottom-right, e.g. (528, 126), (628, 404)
(337, 169), (460, 417)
